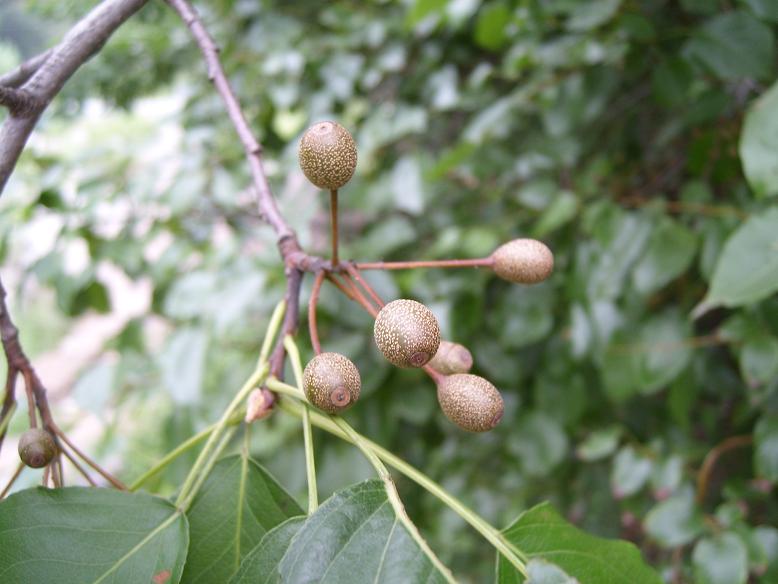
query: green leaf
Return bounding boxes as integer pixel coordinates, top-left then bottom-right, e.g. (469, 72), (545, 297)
(525, 559), (577, 583)
(0, 487), (188, 583)
(644, 487), (704, 547)
(576, 426), (621, 462)
(497, 502), (661, 584)
(610, 446), (653, 499)
(509, 412), (569, 477)
(699, 208), (778, 310)
(755, 415), (778, 482)
(181, 455), (303, 583)
(685, 11), (775, 81)
(740, 80), (778, 198)
(632, 216), (697, 294)
(692, 532), (749, 584)
(602, 310), (692, 400)
(566, 0), (622, 31)
(474, 3), (511, 51)
(738, 0), (778, 22)
(278, 480), (448, 583)
(229, 517), (305, 584)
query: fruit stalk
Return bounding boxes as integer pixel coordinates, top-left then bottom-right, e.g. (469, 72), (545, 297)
(330, 189), (339, 266)
(356, 257), (494, 270)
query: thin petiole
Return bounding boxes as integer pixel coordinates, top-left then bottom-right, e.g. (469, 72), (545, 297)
(356, 257), (494, 271)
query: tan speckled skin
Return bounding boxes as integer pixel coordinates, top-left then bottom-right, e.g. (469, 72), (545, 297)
(437, 374), (504, 432)
(18, 428), (56, 468)
(491, 239), (554, 284)
(428, 340), (473, 375)
(374, 299), (441, 368)
(303, 352), (361, 414)
(298, 121), (357, 190)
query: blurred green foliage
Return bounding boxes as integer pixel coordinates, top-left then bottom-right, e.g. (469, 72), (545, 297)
(1, 0), (777, 581)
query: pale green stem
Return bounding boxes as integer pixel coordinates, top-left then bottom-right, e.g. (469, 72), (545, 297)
(268, 382), (528, 578)
(0, 402), (17, 436)
(179, 426), (237, 511)
(259, 299), (287, 366)
(175, 300), (285, 508)
(330, 415), (456, 584)
(130, 423), (216, 492)
(283, 335), (318, 514)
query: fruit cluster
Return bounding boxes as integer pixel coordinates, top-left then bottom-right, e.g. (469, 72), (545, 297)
(298, 121), (554, 432)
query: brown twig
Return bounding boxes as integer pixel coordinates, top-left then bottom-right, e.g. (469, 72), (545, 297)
(59, 444), (97, 487)
(309, 271), (326, 355)
(0, 0), (150, 194)
(0, 462), (24, 498)
(356, 258), (494, 271)
(0, 50), (52, 88)
(54, 427), (126, 490)
(696, 434), (753, 505)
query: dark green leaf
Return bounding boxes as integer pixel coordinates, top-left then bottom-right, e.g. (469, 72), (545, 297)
(685, 11), (775, 81)
(755, 416), (778, 482)
(566, 0), (622, 31)
(0, 487), (188, 583)
(278, 480), (448, 583)
(632, 216), (697, 294)
(740, 80), (778, 198)
(181, 455), (303, 583)
(497, 502), (661, 584)
(230, 517), (305, 584)
(474, 3), (511, 51)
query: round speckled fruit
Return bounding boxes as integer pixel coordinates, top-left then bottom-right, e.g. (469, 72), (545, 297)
(298, 121), (357, 190)
(303, 352), (361, 414)
(491, 239), (553, 284)
(18, 428), (57, 468)
(374, 299), (440, 368)
(428, 340), (473, 375)
(436, 374), (504, 432)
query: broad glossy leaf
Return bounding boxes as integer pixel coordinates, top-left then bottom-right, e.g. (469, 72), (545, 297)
(0, 487), (188, 583)
(497, 502), (661, 584)
(692, 532), (749, 584)
(230, 517), (305, 584)
(181, 455), (303, 583)
(279, 480), (449, 583)
(700, 208), (778, 310)
(610, 446), (653, 499)
(740, 80), (778, 198)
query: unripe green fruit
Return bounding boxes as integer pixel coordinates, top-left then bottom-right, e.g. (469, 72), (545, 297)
(298, 121), (357, 190)
(374, 299), (441, 368)
(437, 374), (504, 432)
(491, 238), (553, 284)
(18, 428), (56, 468)
(428, 340), (473, 375)
(303, 352), (361, 414)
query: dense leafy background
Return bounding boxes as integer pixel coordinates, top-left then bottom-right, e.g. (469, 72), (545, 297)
(1, 0), (777, 582)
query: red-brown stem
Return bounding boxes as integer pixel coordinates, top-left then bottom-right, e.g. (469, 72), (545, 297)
(423, 365), (445, 385)
(60, 444), (97, 486)
(330, 189), (339, 266)
(0, 462), (24, 498)
(696, 434), (753, 505)
(309, 271), (326, 355)
(326, 273), (356, 301)
(54, 427), (126, 490)
(344, 263), (385, 308)
(23, 371), (37, 428)
(356, 257), (494, 271)
(339, 275), (379, 318)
